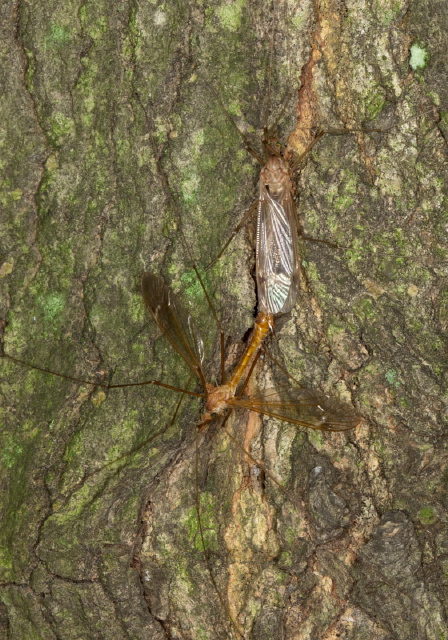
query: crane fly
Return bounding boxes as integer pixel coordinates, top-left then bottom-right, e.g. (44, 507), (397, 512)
(256, 154), (300, 316)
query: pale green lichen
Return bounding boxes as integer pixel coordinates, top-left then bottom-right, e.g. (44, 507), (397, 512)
(369, 0), (407, 29)
(307, 430), (325, 450)
(153, 9), (168, 26)
(409, 43), (429, 71)
(385, 369), (400, 388)
(0, 262), (14, 277)
(181, 173), (201, 204)
(216, 0), (245, 31)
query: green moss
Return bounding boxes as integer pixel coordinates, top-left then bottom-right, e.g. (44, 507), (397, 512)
(417, 505), (438, 525)
(129, 292), (146, 325)
(278, 550), (292, 567)
(85, 15), (108, 40)
(353, 297), (375, 321)
(24, 47), (35, 89)
(432, 338), (444, 355)
(345, 242), (366, 269)
(13, 289), (68, 343)
(179, 268), (208, 304)
(45, 23), (72, 46)
(407, 319), (423, 332)
(48, 112), (75, 146)
(226, 98), (244, 118)
(334, 194), (354, 210)
(324, 183), (338, 205)
(0, 547), (13, 573)
(364, 90), (386, 121)
(0, 190), (21, 207)
(104, 415), (141, 464)
(186, 493), (219, 552)
(304, 261), (320, 284)
(1, 435), (24, 469)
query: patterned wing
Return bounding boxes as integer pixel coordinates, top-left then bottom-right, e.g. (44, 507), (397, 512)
(141, 273), (204, 375)
(256, 157), (300, 315)
(230, 385), (361, 431)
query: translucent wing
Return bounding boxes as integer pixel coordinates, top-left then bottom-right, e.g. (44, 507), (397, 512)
(229, 385), (361, 431)
(256, 156), (300, 315)
(141, 273), (204, 376)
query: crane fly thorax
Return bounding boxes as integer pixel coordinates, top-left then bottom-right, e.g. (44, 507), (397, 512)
(261, 156), (291, 196)
(204, 383), (234, 417)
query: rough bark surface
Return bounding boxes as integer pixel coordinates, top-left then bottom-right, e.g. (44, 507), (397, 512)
(0, 1), (447, 639)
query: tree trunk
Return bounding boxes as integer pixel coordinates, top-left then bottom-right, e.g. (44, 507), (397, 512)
(1, 1), (446, 639)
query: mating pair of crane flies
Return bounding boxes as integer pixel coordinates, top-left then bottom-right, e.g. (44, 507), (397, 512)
(137, 143), (360, 640)
(140, 145), (360, 433)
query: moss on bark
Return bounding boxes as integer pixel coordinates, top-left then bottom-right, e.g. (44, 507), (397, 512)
(1, 0), (447, 638)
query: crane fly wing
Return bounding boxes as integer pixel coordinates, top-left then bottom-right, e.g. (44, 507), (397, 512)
(141, 273), (204, 375)
(230, 386), (361, 431)
(256, 157), (300, 315)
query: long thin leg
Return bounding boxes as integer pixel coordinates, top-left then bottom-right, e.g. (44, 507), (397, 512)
(1, 350), (205, 398)
(203, 80), (265, 165)
(68, 380), (195, 492)
(260, 0), (276, 152)
(203, 200), (257, 273)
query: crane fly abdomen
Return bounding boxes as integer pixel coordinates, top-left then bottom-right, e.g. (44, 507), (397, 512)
(256, 156), (300, 316)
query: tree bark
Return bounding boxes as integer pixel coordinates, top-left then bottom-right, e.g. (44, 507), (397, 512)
(1, 1), (447, 639)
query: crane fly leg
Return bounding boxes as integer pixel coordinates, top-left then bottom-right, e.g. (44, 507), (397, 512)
(203, 200), (257, 273)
